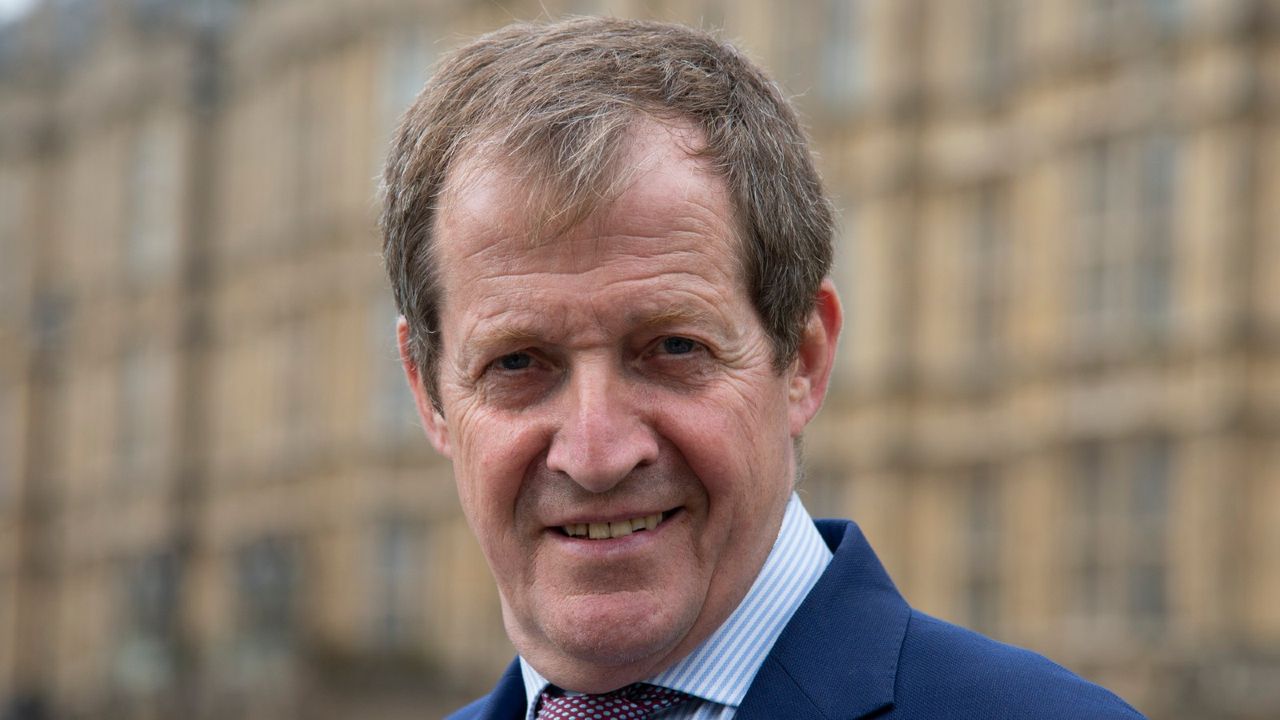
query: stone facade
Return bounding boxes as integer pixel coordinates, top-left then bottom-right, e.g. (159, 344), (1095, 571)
(0, 1), (1276, 718)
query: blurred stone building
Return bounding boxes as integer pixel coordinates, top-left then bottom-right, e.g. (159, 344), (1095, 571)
(0, 1), (1276, 718)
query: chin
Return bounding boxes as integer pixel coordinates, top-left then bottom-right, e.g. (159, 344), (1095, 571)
(516, 590), (700, 691)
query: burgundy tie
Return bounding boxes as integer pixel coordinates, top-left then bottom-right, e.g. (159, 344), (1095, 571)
(536, 683), (692, 719)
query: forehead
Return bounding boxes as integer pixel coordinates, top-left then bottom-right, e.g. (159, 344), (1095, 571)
(433, 119), (740, 272)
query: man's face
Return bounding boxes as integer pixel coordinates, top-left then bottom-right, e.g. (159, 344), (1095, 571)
(402, 122), (838, 692)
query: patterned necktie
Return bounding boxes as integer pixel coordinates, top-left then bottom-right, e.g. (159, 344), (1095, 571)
(536, 683), (692, 719)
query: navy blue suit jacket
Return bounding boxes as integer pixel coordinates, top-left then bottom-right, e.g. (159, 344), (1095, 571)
(448, 519), (1146, 719)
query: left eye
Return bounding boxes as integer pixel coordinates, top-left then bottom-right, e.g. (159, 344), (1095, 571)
(660, 337), (697, 355)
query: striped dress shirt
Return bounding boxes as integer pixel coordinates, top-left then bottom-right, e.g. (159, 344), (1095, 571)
(520, 492), (833, 719)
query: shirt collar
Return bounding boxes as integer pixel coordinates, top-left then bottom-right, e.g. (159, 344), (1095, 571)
(519, 493), (832, 715)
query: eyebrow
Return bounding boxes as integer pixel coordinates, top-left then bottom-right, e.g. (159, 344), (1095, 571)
(456, 325), (543, 372)
(631, 305), (713, 330)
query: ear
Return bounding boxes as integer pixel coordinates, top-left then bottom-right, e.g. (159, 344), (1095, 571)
(788, 279), (843, 436)
(397, 316), (451, 458)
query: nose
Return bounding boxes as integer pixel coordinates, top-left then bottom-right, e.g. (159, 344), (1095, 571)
(545, 359), (658, 493)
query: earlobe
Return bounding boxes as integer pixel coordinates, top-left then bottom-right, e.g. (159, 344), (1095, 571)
(421, 404), (452, 457)
(397, 316), (452, 457)
(788, 279), (843, 436)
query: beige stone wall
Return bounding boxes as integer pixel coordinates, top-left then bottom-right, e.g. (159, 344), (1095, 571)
(0, 0), (1277, 718)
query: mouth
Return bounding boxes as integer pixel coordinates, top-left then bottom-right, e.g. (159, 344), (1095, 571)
(559, 510), (677, 540)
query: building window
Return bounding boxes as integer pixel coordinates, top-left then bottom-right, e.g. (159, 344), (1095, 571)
(1070, 442), (1108, 623)
(125, 113), (180, 282)
(52, 0), (101, 58)
(965, 466), (1002, 635)
(971, 183), (1009, 369)
(369, 294), (421, 443)
(1067, 437), (1175, 643)
(236, 535), (303, 657)
(0, 386), (12, 503)
(819, 0), (864, 109)
(1083, 0), (1131, 50)
(293, 80), (320, 230)
(1128, 436), (1171, 634)
(118, 345), (152, 479)
(1076, 138), (1121, 345)
(1136, 133), (1178, 336)
(974, 0), (1017, 97)
(113, 551), (177, 693)
(697, 0), (728, 28)
(376, 26), (435, 170)
(831, 209), (857, 393)
(371, 516), (426, 652)
(0, 169), (24, 311)
(116, 342), (172, 482)
(280, 317), (314, 457)
(1143, 0), (1184, 30)
(800, 464), (846, 519)
(1074, 132), (1180, 351)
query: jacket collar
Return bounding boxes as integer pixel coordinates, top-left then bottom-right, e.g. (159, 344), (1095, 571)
(735, 520), (909, 720)
(468, 520), (908, 720)
(469, 659), (526, 720)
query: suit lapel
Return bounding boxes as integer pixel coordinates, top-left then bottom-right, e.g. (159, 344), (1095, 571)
(736, 520), (910, 720)
(473, 659), (528, 720)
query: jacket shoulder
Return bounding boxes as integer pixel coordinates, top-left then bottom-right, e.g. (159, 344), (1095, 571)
(444, 694), (492, 720)
(893, 610), (1147, 719)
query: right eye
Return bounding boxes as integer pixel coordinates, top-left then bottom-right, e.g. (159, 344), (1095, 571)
(495, 352), (533, 371)
(478, 350), (558, 408)
(659, 336), (698, 355)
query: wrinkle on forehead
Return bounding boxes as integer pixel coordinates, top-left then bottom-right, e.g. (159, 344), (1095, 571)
(435, 117), (725, 253)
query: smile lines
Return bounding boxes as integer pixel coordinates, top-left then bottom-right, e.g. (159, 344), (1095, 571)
(562, 512), (666, 540)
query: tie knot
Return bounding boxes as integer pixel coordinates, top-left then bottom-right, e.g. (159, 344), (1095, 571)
(537, 683), (691, 719)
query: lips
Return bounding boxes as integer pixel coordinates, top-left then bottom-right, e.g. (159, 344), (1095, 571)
(560, 511), (670, 539)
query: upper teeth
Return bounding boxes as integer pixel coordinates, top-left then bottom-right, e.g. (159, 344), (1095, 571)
(564, 513), (662, 539)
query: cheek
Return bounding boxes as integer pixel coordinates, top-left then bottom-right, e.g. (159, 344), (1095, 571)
(449, 408), (549, 525)
(656, 382), (793, 503)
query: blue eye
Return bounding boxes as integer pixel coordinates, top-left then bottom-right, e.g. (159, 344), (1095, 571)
(497, 352), (533, 371)
(661, 337), (696, 355)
